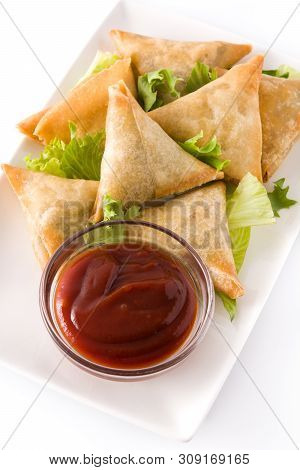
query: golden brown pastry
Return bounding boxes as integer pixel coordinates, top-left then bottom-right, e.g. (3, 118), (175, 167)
(23, 59), (136, 144)
(260, 74), (300, 181)
(209, 67), (300, 180)
(2, 164), (98, 267)
(91, 81), (223, 222)
(110, 29), (252, 79)
(17, 108), (49, 142)
(150, 55), (264, 182)
(141, 182), (244, 299)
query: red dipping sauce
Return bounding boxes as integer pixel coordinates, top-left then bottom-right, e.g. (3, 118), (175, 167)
(54, 243), (197, 369)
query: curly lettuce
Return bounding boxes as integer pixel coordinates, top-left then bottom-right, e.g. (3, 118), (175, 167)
(25, 122), (105, 180)
(185, 61), (218, 94)
(178, 131), (229, 171)
(138, 69), (182, 111)
(86, 195), (141, 245)
(267, 178), (297, 217)
(77, 51), (120, 85)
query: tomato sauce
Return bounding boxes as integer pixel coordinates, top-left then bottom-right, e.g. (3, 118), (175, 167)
(54, 243), (197, 369)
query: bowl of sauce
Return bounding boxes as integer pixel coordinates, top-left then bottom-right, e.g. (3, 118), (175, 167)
(40, 221), (214, 380)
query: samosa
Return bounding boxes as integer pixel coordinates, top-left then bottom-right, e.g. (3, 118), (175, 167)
(260, 75), (300, 181)
(141, 182), (244, 299)
(18, 58), (136, 144)
(149, 55), (264, 181)
(214, 67), (300, 180)
(110, 30), (252, 80)
(17, 108), (49, 141)
(2, 164), (98, 267)
(91, 81), (223, 222)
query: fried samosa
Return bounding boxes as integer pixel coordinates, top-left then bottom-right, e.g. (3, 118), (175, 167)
(141, 182), (244, 299)
(2, 164), (98, 267)
(20, 59), (136, 144)
(17, 108), (49, 141)
(91, 81), (223, 222)
(210, 67), (300, 180)
(149, 55), (263, 182)
(260, 74), (300, 181)
(110, 30), (252, 79)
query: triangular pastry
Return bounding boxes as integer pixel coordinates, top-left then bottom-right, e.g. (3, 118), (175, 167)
(141, 182), (244, 299)
(2, 164), (98, 267)
(19, 59), (137, 144)
(150, 56), (264, 181)
(92, 81), (223, 222)
(260, 74), (300, 181)
(110, 29), (252, 79)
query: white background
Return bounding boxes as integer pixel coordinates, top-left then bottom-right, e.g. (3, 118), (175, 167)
(0, 0), (299, 464)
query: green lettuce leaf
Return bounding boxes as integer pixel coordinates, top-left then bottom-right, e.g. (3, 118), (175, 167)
(138, 69), (182, 111)
(262, 64), (300, 79)
(178, 131), (229, 171)
(24, 147), (67, 178)
(230, 226), (251, 273)
(77, 51), (120, 85)
(185, 61), (218, 94)
(268, 178), (297, 217)
(227, 173), (275, 230)
(217, 292), (236, 321)
(25, 122), (105, 180)
(103, 194), (126, 220)
(87, 195), (141, 245)
(125, 204), (142, 220)
(263, 69), (289, 78)
(103, 195), (141, 221)
(220, 173), (276, 320)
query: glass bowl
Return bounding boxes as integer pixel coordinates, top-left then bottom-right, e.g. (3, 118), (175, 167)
(40, 220), (215, 381)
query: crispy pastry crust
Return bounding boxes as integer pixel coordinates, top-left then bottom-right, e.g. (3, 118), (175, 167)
(260, 75), (300, 181)
(91, 81), (223, 222)
(150, 56), (264, 182)
(110, 29), (252, 80)
(142, 182), (244, 299)
(2, 164), (98, 268)
(29, 59), (137, 144)
(17, 108), (49, 142)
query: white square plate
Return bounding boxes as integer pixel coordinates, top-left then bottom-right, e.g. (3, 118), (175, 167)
(0, 0), (299, 441)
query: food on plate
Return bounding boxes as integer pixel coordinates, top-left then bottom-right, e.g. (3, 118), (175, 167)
(150, 55), (264, 182)
(24, 122), (105, 180)
(3, 27), (299, 320)
(259, 74), (300, 181)
(198, 65), (300, 182)
(76, 50), (121, 85)
(110, 30), (252, 79)
(95, 171), (276, 319)
(138, 68), (183, 111)
(17, 51), (122, 142)
(262, 64), (300, 79)
(17, 108), (49, 141)
(184, 61), (219, 94)
(35, 58), (136, 145)
(2, 164), (98, 267)
(137, 62), (221, 112)
(19, 58), (136, 144)
(141, 182), (244, 299)
(267, 178), (297, 217)
(54, 243), (197, 368)
(91, 81), (223, 222)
